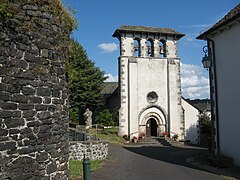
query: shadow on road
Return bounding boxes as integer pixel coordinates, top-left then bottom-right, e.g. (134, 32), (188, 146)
(124, 145), (209, 170)
(124, 145), (240, 179)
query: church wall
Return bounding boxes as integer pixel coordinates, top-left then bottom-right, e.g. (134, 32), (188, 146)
(115, 26), (187, 140)
(168, 59), (183, 137)
(118, 57), (129, 136)
(129, 58), (168, 137)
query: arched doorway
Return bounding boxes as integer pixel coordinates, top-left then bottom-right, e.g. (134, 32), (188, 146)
(146, 118), (158, 137)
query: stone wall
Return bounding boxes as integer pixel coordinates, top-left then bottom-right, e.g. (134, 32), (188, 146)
(69, 141), (108, 161)
(0, 1), (73, 179)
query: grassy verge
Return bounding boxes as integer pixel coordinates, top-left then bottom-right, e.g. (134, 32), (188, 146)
(70, 159), (103, 179)
(89, 126), (124, 144)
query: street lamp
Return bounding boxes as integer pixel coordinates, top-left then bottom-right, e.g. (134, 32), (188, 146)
(201, 45), (215, 155)
(202, 45), (212, 69)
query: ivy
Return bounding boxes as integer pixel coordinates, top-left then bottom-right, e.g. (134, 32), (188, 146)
(0, 3), (12, 18)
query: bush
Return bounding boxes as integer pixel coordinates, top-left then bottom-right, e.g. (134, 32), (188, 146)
(95, 109), (118, 126)
(199, 114), (211, 135)
(69, 107), (79, 124)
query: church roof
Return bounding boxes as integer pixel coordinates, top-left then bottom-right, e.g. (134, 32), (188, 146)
(113, 25), (185, 38)
(101, 82), (118, 95)
(197, 3), (240, 40)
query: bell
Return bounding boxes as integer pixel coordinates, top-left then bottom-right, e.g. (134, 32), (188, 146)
(147, 47), (152, 54)
(160, 46), (164, 54)
(134, 45), (138, 52)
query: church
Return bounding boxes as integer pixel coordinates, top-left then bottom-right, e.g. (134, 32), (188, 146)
(107, 25), (199, 143)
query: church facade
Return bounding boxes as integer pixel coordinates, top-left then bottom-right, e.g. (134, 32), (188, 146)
(112, 25), (199, 143)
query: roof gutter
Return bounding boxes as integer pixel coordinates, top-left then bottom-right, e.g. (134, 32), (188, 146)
(197, 13), (240, 40)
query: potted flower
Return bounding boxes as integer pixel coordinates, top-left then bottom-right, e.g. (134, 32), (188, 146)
(140, 132), (145, 139)
(172, 134), (178, 141)
(123, 134), (128, 141)
(132, 136), (138, 143)
(162, 131), (169, 137)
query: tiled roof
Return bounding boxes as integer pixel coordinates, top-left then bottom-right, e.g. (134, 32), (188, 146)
(197, 3), (240, 39)
(101, 82), (118, 95)
(113, 25), (184, 38)
(185, 99), (211, 113)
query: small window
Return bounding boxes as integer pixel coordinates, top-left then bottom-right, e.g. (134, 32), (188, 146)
(147, 91), (158, 103)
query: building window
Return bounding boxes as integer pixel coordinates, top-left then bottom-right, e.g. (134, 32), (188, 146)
(147, 91), (158, 103)
(146, 39), (154, 57)
(159, 39), (166, 58)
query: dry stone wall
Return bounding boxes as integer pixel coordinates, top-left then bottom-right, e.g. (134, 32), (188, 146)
(69, 141), (108, 161)
(0, 0), (73, 179)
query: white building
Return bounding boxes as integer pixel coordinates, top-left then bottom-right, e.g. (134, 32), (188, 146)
(113, 25), (199, 143)
(197, 3), (240, 166)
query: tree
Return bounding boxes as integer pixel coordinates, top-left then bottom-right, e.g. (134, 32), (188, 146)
(66, 39), (106, 124)
(199, 113), (211, 136)
(95, 109), (118, 126)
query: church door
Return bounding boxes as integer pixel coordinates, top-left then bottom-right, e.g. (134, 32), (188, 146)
(146, 118), (158, 137)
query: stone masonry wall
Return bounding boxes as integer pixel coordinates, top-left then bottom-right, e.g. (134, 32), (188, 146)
(69, 141), (108, 161)
(0, 1), (73, 179)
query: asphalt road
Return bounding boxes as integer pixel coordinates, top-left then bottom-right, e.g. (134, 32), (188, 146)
(91, 144), (224, 180)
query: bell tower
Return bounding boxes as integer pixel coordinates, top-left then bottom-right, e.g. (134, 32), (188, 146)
(113, 25), (185, 139)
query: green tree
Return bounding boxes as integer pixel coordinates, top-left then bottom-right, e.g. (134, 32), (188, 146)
(199, 113), (211, 135)
(66, 39), (106, 124)
(95, 109), (118, 126)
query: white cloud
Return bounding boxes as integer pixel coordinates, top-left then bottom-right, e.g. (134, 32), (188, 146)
(180, 63), (210, 99)
(97, 42), (118, 53)
(186, 36), (193, 42)
(104, 74), (118, 82)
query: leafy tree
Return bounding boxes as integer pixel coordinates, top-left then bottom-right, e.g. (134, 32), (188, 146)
(95, 109), (118, 126)
(199, 114), (211, 135)
(66, 39), (106, 124)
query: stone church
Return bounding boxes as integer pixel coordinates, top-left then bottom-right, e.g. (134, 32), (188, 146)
(107, 25), (199, 143)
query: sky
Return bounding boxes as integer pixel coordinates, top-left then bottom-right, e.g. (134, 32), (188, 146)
(63, 0), (238, 99)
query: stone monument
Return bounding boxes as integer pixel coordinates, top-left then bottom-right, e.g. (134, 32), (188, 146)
(84, 108), (92, 129)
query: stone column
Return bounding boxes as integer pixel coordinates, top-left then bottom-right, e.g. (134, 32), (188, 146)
(0, 1), (73, 179)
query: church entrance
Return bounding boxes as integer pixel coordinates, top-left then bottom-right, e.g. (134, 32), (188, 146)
(146, 118), (158, 137)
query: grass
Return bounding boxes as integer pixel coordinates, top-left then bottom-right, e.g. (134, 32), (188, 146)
(70, 159), (104, 179)
(70, 127), (123, 179)
(89, 126), (124, 144)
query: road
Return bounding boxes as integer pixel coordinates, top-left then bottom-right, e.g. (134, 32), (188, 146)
(91, 144), (224, 180)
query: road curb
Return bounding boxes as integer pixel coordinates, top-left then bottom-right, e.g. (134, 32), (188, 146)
(187, 155), (240, 179)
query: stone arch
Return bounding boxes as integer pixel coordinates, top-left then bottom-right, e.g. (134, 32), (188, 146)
(133, 37), (141, 57)
(138, 105), (168, 136)
(159, 39), (167, 58)
(146, 38), (154, 57)
(138, 105), (167, 123)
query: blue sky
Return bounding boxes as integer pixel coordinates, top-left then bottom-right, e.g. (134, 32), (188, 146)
(63, 0), (238, 99)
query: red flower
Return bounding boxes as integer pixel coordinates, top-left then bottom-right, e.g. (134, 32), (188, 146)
(132, 136), (137, 139)
(162, 132), (169, 136)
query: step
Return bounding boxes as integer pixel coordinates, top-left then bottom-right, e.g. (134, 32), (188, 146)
(140, 137), (184, 147)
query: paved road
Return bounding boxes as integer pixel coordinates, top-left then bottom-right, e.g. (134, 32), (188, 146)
(91, 144), (224, 180)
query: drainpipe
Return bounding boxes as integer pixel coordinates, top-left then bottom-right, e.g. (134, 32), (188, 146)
(207, 39), (220, 156)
